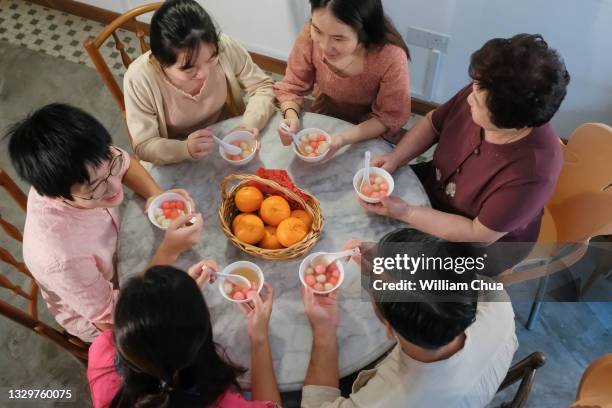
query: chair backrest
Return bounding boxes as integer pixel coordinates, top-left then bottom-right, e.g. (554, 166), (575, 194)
(0, 168), (89, 365)
(572, 353), (612, 407)
(546, 123), (612, 242)
(497, 352), (546, 408)
(83, 3), (162, 115)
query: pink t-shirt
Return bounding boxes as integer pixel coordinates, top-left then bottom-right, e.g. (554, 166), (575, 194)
(21, 148), (130, 342)
(274, 22), (411, 134)
(87, 331), (277, 408)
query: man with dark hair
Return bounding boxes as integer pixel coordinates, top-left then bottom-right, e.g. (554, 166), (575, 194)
(6, 103), (203, 342)
(301, 229), (517, 407)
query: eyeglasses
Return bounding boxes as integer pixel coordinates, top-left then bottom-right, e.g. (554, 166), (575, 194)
(73, 147), (124, 201)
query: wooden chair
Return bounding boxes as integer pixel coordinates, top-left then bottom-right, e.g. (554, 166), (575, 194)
(0, 168), (90, 365)
(496, 352), (546, 408)
(571, 353), (612, 407)
(497, 123), (612, 329)
(83, 3), (161, 114)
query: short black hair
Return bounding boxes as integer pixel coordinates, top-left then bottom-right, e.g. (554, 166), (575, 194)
(372, 228), (478, 349)
(6, 103), (113, 200)
(150, 0), (220, 69)
(469, 33), (570, 129)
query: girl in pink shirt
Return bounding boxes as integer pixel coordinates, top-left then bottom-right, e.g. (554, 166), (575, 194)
(275, 0), (411, 158)
(6, 103), (203, 342)
(88, 264), (281, 408)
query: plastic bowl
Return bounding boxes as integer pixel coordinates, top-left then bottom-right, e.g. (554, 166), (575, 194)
(147, 192), (193, 230)
(298, 252), (345, 295)
(353, 167), (395, 204)
(292, 128), (332, 163)
(218, 261), (264, 303)
(219, 131), (259, 166)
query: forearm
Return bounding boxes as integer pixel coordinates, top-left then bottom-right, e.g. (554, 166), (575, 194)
(122, 159), (163, 199)
(388, 115), (438, 167)
(304, 330), (339, 388)
(342, 118), (387, 145)
(147, 242), (179, 268)
(250, 337), (281, 404)
(403, 206), (482, 242)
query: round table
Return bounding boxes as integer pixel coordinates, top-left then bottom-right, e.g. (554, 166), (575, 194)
(118, 112), (430, 391)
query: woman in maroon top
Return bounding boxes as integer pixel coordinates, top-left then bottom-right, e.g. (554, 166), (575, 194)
(275, 0), (411, 157)
(362, 34), (570, 245)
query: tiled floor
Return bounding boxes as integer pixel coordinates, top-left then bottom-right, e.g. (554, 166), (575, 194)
(1, 2), (611, 408)
(0, 0), (144, 77)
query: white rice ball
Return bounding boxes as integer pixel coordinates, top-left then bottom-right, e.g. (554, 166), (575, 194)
(316, 274), (326, 283)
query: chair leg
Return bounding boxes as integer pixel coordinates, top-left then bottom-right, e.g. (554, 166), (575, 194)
(526, 275), (550, 330)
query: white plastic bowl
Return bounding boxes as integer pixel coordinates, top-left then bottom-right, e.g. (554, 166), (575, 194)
(353, 167), (395, 204)
(218, 261), (264, 303)
(298, 252), (345, 295)
(292, 128), (332, 163)
(147, 192), (193, 230)
(219, 131), (259, 166)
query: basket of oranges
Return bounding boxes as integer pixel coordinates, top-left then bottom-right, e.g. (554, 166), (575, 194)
(219, 172), (323, 260)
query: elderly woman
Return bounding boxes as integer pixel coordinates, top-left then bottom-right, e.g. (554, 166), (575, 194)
(363, 34), (570, 245)
(124, 0), (275, 165)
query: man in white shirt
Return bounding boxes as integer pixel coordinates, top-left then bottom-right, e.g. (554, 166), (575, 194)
(300, 228), (518, 408)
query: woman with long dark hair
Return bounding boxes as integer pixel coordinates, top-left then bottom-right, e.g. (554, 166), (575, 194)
(124, 0), (276, 165)
(87, 262), (281, 407)
(275, 0), (411, 157)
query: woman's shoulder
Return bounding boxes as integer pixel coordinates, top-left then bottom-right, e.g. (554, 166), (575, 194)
(367, 43), (409, 75)
(124, 51), (157, 87)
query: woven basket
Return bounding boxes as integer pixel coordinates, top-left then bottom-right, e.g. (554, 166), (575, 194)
(219, 174), (324, 260)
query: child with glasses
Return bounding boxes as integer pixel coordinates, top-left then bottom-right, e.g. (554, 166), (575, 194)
(6, 103), (204, 342)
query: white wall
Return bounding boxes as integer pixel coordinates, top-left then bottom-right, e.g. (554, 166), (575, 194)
(85, 0), (612, 136)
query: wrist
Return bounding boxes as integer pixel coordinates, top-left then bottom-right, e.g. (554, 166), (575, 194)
(312, 325), (338, 343)
(250, 331), (270, 346)
(400, 204), (414, 224)
(156, 241), (179, 264)
(282, 107), (299, 120)
(186, 140), (196, 159)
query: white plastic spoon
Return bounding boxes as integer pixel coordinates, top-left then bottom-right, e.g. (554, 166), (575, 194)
(360, 150), (372, 191)
(212, 135), (242, 155)
(279, 122), (304, 154)
(215, 271), (251, 288)
(310, 247), (361, 268)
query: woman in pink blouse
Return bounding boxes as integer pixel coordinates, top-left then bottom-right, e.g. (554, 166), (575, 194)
(275, 0), (411, 157)
(88, 264), (280, 408)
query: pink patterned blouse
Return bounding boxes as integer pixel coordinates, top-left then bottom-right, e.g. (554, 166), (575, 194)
(274, 22), (411, 134)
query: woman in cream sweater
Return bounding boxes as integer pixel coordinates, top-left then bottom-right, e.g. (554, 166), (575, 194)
(124, 0), (276, 165)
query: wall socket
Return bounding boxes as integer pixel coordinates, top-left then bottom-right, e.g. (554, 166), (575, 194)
(405, 26), (450, 53)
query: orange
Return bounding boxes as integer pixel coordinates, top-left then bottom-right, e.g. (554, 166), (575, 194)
(290, 209), (313, 230)
(232, 212), (252, 233)
(234, 214), (265, 244)
(259, 196), (291, 226)
(258, 225), (284, 249)
(276, 217), (308, 247)
(234, 186), (264, 213)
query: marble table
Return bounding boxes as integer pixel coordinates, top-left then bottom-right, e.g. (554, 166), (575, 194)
(118, 112), (430, 391)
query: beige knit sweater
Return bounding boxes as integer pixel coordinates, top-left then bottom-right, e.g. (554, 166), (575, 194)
(124, 34), (276, 164)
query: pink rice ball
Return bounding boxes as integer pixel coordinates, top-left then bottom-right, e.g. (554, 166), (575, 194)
(232, 291), (246, 301)
(305, 274), (317, 287)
